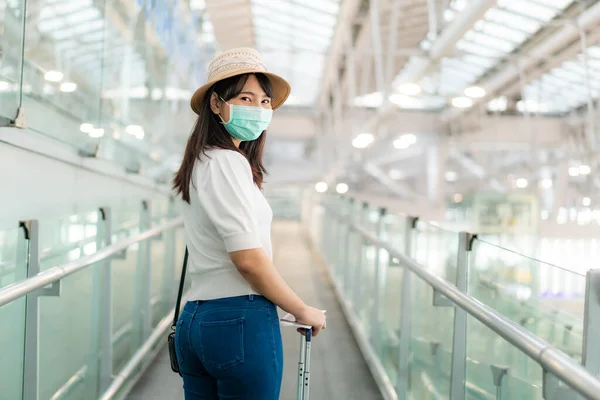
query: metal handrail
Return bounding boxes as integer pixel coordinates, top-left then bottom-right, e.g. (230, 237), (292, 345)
(0, 217), (183, 309)
(336, 212), (600, 400)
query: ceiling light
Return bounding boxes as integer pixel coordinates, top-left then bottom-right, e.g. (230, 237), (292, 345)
(569, 166), (580, 177)
(315, 182), (328, 193)
(394, 133), (417, 149)
(44, 70), (64, 82)
(89, 128), (104, 138)
(539, 179), (553, 189)
(0, 81), (9, 91)
(60, 82), (77, 92)
(393, 139), (410, 149)
(80, 123), (94, 133)
(400, 133), (416, 145)
(397, 83), (421, 96)
(125, 125), (145, 140)
(452, 97), (473, 108)
(516, 178), (528, 188)
(336, 183), (349, 194)
(465, 86), (486, 98)
(579, 164), (591, 175)
(445, 171), (457, 182)
(583, 197), (591, 206)
(352, 133), (374, 149)
(453, 193), (463, 203)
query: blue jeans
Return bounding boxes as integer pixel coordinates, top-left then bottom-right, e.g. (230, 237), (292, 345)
(174, 295), (284, 399)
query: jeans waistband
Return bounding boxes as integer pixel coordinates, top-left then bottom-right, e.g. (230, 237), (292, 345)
(183, 294), (271, 314)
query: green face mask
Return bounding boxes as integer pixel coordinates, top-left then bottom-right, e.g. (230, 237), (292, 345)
(218, 96), (273, 141)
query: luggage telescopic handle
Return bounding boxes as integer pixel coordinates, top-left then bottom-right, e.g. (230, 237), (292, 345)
(297, 328), (312, 400)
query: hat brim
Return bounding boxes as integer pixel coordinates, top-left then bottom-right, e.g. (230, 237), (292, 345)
(190, 69), (291, 114)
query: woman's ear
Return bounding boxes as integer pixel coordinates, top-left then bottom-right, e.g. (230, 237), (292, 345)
(209, 93), (221, 115)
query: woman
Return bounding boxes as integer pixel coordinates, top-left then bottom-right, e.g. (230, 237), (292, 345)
(172, 47), (326, 400)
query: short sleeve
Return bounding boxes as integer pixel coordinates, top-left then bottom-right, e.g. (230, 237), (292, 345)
(195, 150), (261, 252)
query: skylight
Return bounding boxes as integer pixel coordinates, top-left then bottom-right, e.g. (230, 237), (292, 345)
(250, 0), (341, 107)
(417, 0), (575, 101)
(521, 45), (600, 114)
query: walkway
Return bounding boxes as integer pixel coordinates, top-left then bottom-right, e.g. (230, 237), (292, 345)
(127, 220), (382, 400)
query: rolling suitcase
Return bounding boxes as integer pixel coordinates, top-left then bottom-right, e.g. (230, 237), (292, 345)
(296, 328), (313, 400)
(280, 312), (324, 400)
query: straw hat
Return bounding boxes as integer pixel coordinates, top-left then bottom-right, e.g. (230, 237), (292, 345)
(190, 47), (291, 114)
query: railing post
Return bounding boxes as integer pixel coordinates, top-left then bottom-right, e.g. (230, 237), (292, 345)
(582, 269), (600, 376)
(343, 198), (355, 296)
(449, 231), (474, 400)
(332, 204), (343, 278)
(370, 207), (387, 348)
(98, 208), (113, 391)
(352, 202), (369, 311)
(21, 220), (40, 400)
(88, 207), (114, 396)
(133, 200), (152, 349)
(396, 216), (417, 400)
(161, 197), (177, 316)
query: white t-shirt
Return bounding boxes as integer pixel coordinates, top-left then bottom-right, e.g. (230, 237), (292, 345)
(181, 148), (273, 300)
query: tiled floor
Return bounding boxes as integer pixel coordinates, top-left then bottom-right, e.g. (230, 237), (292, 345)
(127, 220), (382, 399)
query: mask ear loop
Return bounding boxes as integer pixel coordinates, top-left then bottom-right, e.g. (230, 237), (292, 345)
(216, 94), (230, 124)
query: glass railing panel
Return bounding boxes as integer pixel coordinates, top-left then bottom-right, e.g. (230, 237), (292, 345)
(111, 200), (142, 242)
(0, 226), (27, 400)
(413, 221), (459, 282)
(38, 210), (101, 271)
(149, 227), (182, 325)
(407, 274), (454, 398)
(381, 212), (406, 251)
(111, 210), (142, 373)
(377, 214), (407, 380)
(466, 314), (543, 399)
(151, 196), (170, 225)
(21, 0), (106, 155)
(0, 1), (25, 122)
(469, 238), (585, 361)
(38, 260), (98, 399)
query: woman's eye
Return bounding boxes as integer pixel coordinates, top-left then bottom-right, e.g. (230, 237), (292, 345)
(241, 97), (251, 101)
(262, 99), (271, 104)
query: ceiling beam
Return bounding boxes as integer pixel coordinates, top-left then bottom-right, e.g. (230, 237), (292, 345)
(317, 0), (364, 111)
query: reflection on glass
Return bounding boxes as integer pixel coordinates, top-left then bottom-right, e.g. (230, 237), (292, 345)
(469, 238), (585, 361)
(414, 221), (459, 283)
(9, 0), (202, 179)
(0, 1), (26, 121)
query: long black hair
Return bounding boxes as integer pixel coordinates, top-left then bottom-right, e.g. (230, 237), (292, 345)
(173, 73), (273, 203)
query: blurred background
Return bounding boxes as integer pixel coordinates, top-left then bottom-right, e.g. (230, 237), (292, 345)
(3, 1), (600, 399)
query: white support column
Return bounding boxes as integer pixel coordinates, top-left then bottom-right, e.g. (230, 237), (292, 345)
(579, 24), (597, 150)
(427, 0), (439, 41)
(369, 0), (385, 97)
(385, 0), (402, 90)
(427, 144), (448, 206)
(345, 28), (358, 108)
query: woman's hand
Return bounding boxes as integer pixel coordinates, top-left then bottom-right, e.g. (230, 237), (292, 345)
(295, 306), (327, 336)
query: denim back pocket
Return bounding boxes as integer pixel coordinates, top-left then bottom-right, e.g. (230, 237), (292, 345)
(199, 317), (245, 370)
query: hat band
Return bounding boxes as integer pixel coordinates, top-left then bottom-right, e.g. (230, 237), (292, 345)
(208, 61), (268, 81)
